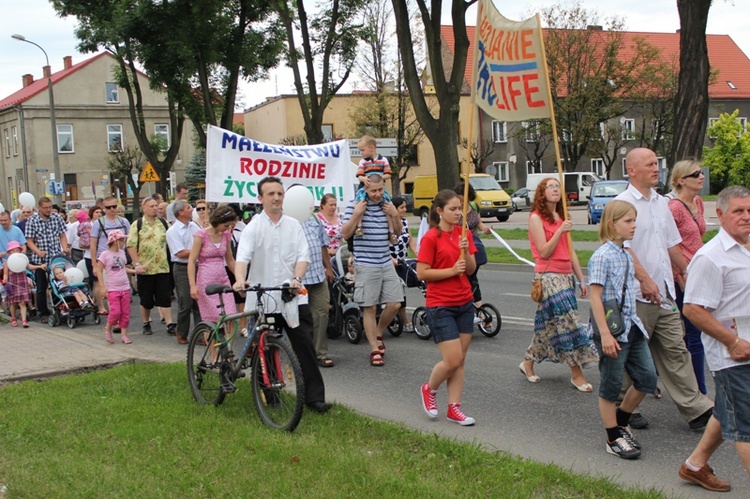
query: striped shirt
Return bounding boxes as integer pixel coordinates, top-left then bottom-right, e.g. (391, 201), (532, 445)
(343, 199), (391, 267)
(356, 154), (391, 177)
(587, 241), (646, 341)
(301, 216), (329, 285)
(684, 228), (750, 371)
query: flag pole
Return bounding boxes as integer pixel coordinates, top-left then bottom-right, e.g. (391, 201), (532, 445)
(536, 13), (574, 250)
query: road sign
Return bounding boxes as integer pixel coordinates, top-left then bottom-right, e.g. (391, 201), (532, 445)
(35, 168), (49, 173)
(46, 181), (65, 195)
(348, 138), (398, 158)
(139, 162), (160, 183)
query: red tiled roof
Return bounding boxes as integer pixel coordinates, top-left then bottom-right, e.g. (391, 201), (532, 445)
(442, 26), (750, 99)
(0, 52), (112, 109)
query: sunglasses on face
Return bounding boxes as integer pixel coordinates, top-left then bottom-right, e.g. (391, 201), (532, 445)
(682, 170), (703, 179)
(196, 207), (206, 211)
(104, 205), (118, 209)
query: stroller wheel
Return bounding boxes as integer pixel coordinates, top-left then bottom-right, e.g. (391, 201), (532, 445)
(67, 317), (76, 329)
(48, 314), (60, 327)
(93, 313), (101, 325)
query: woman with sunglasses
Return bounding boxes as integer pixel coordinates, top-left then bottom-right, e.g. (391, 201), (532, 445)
(668, 160), (708, 394)
(194, 199), (210, 228)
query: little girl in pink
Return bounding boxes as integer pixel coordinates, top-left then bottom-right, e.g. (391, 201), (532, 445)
(95, 230), (136, 344)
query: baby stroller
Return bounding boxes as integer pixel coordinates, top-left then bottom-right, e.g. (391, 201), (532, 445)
(328, 249), (363, 344)
(47, 255), (100, 328)
(406, 258), (501, 340)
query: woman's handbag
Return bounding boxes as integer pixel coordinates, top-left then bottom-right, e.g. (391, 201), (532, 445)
(591, 259), (629, 338)
(531, 278), (543, 302)
(472, 232), (488, 266)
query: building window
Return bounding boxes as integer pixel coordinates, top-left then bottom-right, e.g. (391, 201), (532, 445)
(492, 161), (509, 182)
(154, 124), (170, 149)
(738, 117), (747, 135)
(321, 124), (333, 142)
(107, 124), (123, 152)
(57, 124), (74, 153)
(105, 82), (119, 104)
(621, 118), (635, 141)
(11, 126), (19, 156)
(657, 156), (667, 170)
(622, 158), (628, 178)
(708, 118), (719, 139)
(522, 121), (540, 142)
(591, 158), (605, 178)
(651, 119), (664, 140)
(526, 160), (541, 174)
(4, 129), (9, 158)
(491, 121), (507, 143)
(599, 122), (607, 138)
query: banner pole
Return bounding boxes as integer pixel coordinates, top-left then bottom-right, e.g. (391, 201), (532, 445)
(536, 13), (574, 251)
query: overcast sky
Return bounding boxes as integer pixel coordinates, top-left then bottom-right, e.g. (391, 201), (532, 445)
(1, 0), (748, 109)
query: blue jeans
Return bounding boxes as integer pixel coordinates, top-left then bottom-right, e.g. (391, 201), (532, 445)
(595, 326), (658, 402)
(675, 283), (707, 394)
(426, 300), (474, 344)
(713, 364), (750, 443)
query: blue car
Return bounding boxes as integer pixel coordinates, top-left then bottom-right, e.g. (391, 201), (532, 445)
(587, 180), (629, 224)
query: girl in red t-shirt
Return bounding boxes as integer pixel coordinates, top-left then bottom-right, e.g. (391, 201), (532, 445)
(417, 189), (477, 426)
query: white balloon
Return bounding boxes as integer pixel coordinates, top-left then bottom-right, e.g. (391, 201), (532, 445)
(76, 259), (89, 278)
(7, 253), (29, 273)
(65, 267), (85, 284)
(19, 192), (36, 208)
(0, 202), (4, 213)
(282, 185), (315, 223)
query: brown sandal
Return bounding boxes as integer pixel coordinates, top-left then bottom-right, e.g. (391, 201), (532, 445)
(376, 335), (385, 355)
(370, 351), (384, 367)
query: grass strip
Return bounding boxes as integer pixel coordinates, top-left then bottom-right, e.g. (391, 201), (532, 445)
(0, 363), (662, 498)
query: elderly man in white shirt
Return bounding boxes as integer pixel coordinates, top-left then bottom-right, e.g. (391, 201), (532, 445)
(232, 176), (331, 414)
(166, 199), (201, 344)
(614, 148), (713, 431)
(677, 186), (750, 492)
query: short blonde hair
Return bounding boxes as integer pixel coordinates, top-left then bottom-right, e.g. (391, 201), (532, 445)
(599, 200), (637, 242)
(358, 134), (376, 148)
(671, 159), (701, 191)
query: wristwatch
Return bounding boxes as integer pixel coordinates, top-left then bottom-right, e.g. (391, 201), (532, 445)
(293, 276), (303, 283)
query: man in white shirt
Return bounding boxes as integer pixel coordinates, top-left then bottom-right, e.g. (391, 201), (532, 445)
(614, 148), (713, 431)
(166, 200), (201, 344)
(166, 184), (189, 224)
(233, 177), (330, 414)
(678, 186), (750, 491)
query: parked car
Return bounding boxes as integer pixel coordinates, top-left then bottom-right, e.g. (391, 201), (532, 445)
(511, 188), (530, 212)
(587, 180), (629, 224)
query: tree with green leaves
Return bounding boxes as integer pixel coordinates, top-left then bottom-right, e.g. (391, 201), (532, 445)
(702, 111), (750, 193)
(106, 145), (146, 218)
(184, 150), (207, 202)
(274, 0), (368, 145)
(540, 1), (662, 171)
(392, 0), (475, 190)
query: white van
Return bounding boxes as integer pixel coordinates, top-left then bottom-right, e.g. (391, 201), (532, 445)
(526, 172), (601, 205)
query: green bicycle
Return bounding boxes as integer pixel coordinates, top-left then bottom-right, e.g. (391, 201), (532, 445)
(187, 283), (305, 432)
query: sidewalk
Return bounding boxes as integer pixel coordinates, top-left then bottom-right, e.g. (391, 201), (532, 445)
(0, 316), (186, 383)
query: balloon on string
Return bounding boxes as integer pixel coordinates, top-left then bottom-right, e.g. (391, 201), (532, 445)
(19, 192), (36, 208)
(65, 267), (85, 284)
(7, 253), (29, 273)
(76, 259), (89, 279)
(282, 185), (315, 223)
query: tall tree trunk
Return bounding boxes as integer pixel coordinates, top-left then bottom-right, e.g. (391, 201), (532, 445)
(671, 0), (712, 166)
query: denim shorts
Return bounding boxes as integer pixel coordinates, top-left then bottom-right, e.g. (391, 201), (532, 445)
(426, 300), (474, 344)
(594, 326), (657, 402)
(713, 364), (750, 443)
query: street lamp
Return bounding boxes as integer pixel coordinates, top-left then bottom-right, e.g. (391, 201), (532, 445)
(12, 34), (62, 205)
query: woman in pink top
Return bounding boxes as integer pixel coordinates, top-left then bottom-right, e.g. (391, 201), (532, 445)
(668, 159), (707, 394)
(520, 177), (598, 391)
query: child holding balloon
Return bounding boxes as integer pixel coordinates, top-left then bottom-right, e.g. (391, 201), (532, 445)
(2, 241), (45, 327)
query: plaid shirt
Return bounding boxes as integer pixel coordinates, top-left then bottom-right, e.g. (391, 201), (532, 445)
(25, 213), (67, 265)
(587, 241), (646, 342)
(301, 216), (329, 286)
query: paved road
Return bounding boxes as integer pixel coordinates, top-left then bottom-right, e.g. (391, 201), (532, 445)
(2, 264), (746, 497)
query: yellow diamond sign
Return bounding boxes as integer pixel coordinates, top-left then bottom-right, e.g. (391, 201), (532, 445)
(139, 162), (160, 183)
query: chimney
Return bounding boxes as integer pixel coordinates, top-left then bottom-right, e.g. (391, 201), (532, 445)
(43, 65), (51, 78)
(22, 74), (34, 88)
(63, 56), (72, 69)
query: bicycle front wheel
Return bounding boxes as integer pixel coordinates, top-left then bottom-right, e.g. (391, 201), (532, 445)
(187, 322), (227, 406)
(251, 334), (305, 432)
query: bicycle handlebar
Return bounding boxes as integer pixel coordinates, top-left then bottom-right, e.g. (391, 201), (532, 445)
(205, 283), (307, 297)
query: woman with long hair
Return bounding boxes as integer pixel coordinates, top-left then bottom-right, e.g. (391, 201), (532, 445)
(668, 159), (708, 394)
(418, 189), (478, 425)
(520, 177), (598, 391)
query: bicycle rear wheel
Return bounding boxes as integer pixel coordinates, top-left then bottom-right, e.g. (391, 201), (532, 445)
(187, 322), (228, 406)
(251, 334), (305, 432)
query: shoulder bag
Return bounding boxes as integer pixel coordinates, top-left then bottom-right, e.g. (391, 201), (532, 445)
(591, 258), (629, 338)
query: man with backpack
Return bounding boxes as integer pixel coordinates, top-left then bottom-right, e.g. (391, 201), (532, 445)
(90, 196), (130, 315)
(127, 196), (175, 335)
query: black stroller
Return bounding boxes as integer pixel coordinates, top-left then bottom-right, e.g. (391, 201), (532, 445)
(328, 249), (363, 343)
